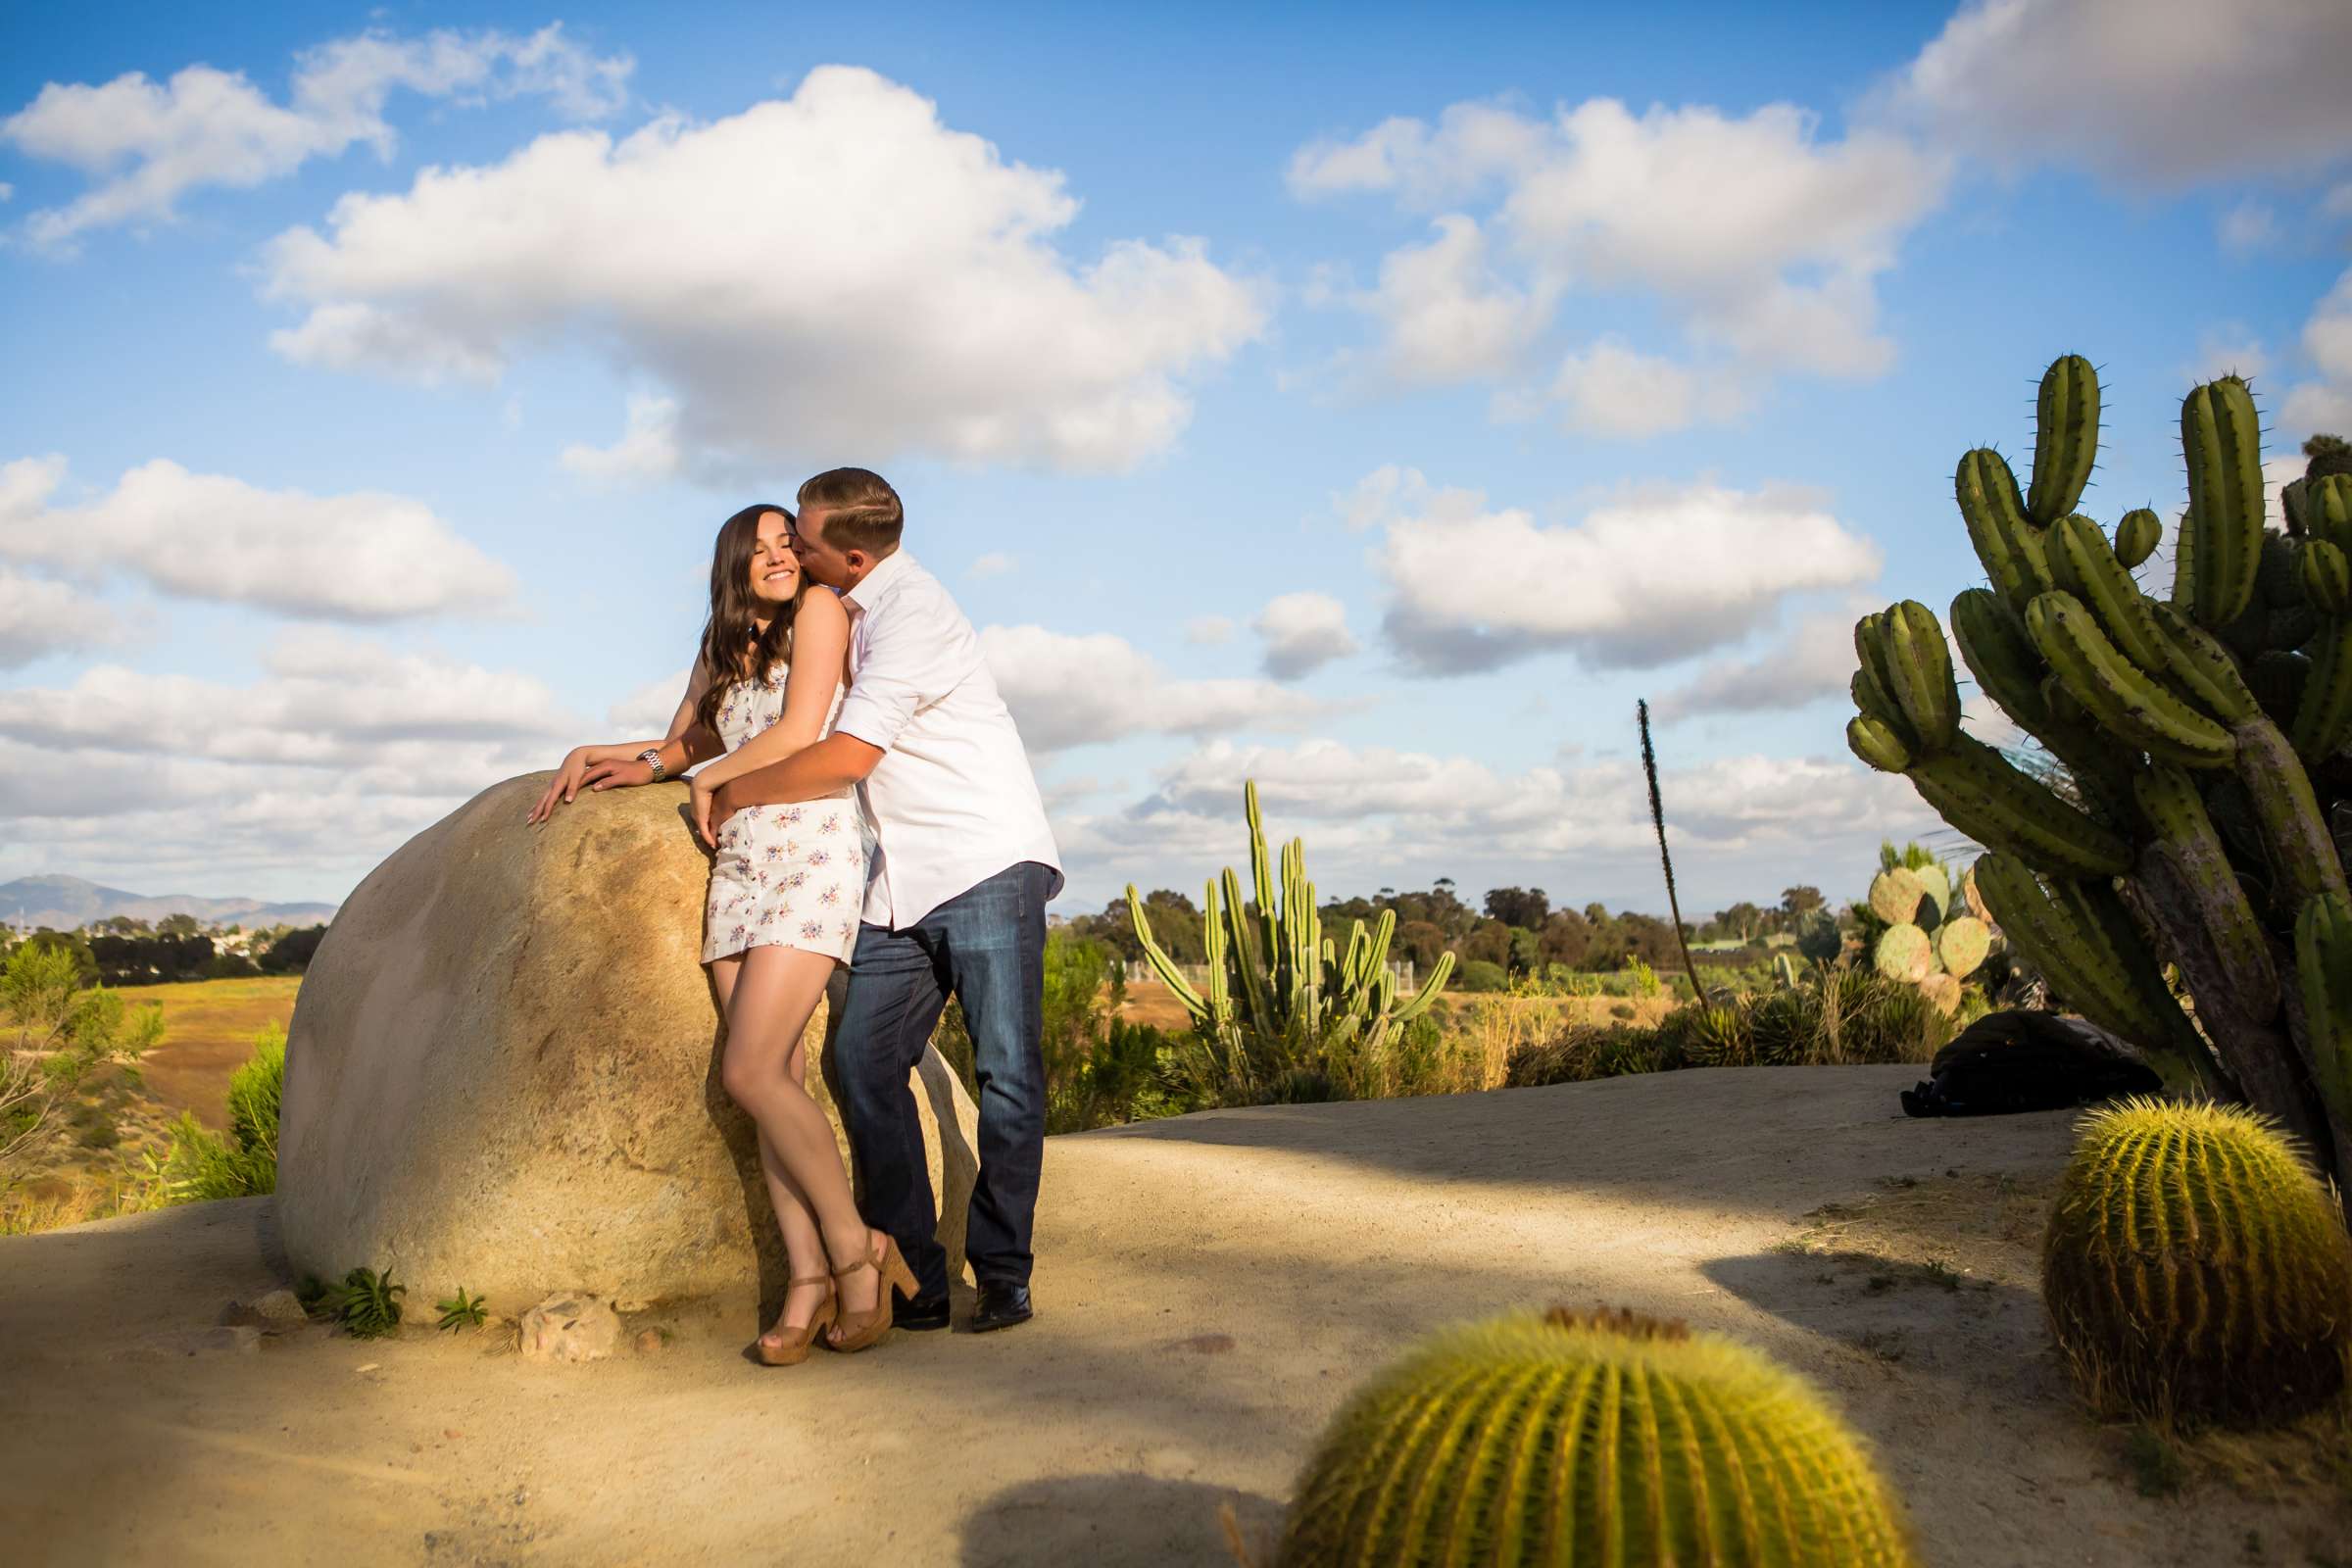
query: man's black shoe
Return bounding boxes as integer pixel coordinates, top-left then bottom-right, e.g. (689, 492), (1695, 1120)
(968, 1283), (1033, 1333)
(896, 1292), (951, 1332)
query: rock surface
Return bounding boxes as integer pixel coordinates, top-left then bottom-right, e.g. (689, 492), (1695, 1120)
(519, 1294), (621, 1363)
(277, 773), (980, 1310)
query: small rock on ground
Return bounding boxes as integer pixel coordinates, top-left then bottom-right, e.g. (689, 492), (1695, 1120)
(519, 1294), (621, 1363)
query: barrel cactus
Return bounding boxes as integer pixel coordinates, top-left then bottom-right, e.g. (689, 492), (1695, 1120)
(1129, 781), (1454, 1101)
(1276, 1305), (1916, 1566)
(1847, 356), (2352, 1188)
(2043, 1099), (2352, 1427)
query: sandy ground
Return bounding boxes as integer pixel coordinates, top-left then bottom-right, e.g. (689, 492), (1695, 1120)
(3, 1066), (2343, 1566)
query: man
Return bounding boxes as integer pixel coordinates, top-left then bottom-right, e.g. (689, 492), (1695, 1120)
(710, 466), (1060, 1334)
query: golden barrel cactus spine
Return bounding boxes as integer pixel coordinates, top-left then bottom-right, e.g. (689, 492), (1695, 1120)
(1277, 1306), (1915, 1567)
(2042, 1099), (2352, 1427)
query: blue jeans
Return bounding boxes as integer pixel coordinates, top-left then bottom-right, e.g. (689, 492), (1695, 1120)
(830, 861), (1051, 1299)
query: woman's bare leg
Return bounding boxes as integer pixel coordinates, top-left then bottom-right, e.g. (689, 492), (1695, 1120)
(718, 945), (883, 1328)
(711, 956), (831, 1346)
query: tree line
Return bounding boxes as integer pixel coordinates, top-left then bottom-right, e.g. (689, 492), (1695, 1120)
(0, 918), (328, 988)
(1070, 881), (1830, 977)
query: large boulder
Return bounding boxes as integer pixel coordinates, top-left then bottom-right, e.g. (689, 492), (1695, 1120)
(278, 774), (979, 1313)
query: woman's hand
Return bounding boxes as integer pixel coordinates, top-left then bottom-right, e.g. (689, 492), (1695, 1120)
(584, 756), (657, 794)
(528, 746), (606, 825)
(690, 774), (719, 848)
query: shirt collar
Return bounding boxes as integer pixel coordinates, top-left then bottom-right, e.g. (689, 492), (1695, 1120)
(842, 548), (914, 611)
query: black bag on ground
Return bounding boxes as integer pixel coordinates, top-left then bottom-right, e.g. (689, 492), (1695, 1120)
(1899, 1009), (2164, 1118)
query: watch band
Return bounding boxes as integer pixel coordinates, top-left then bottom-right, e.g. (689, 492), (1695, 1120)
(639, 747), (668, 782)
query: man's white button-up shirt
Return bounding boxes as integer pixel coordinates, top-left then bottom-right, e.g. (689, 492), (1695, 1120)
(831, 549), (1063, 929)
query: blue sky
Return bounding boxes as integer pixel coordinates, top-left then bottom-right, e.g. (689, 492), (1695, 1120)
(3, 1), (2348, 918)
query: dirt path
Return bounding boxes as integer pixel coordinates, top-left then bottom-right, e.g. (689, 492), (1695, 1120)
(2, 1066), (2341, 1565)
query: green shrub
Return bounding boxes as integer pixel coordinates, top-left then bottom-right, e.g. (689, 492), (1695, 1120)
(151, 1023), (282, 1202)
(302, 1265), (405, 1338)
(1456, 959), (1509, 994)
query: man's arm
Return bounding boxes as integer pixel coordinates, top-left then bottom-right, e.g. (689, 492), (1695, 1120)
(711, 732), (884, 820)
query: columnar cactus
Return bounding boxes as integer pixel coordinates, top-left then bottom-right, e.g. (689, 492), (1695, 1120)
(1276, 1305), (1916, 1566)
(1128, 781), (1453, 1097)
(1847, 356), (2352, 1187)
(2042, 1099), (2352, 1427)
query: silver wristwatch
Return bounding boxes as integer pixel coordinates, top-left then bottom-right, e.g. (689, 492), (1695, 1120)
(639, 747), (668, 782)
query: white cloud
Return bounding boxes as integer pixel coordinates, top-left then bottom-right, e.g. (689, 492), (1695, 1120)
(1884, 0), (2352, 187)
(2282, 268), (2352, 435)
(1333, 464), (1435, 532)
(560, 393), (680, 487)
(0, 630), (587, 898)
(979, 624), (1329, 753)
(1651, 604), (1867, 722)
(2185, 324), (2269, 385)
(0, 454), (514, 619)
(2218, 200), (2282, 257)
(1054, 735), (1937, 913)
(607, 669), (688, 736)
(259, 67), (1266, 473)
(1348, 214), (1552, 386)
(1292, 94), (1945, 414)
(968, 553), (1016, 580)
(1550, 338), (1751, 439)
(2, 24), (631, 251)
(1183, 614), (1234, 646)
(1252, 591), (1361, 680)
(0, 567), (117, 669)
(1369, 474), (1883, 674)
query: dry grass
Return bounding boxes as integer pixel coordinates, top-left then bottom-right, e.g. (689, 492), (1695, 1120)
(131, 975), (302, 1129)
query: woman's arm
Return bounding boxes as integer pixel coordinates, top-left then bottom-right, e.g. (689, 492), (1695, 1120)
(529, 663), (716, 824)
(688, 592), (850, 843)
(694, 592), (851, 793)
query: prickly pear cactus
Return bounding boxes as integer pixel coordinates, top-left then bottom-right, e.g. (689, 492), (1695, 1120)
(1874, 922), (1933, 984)
(1869, 866), (1925, 924)
(1276, 1305), (1916, 1567)
(1848, 356), (2352, 1190)
(1936, 915), (1990, 979)
(2043, 1100), (2352, 1427)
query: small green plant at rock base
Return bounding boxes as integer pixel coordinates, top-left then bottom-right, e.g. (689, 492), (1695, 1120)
(2126, 1426), (2187, 1497)
(303, 1265), (407, 1339)
(1274, 1304), (1916, 1566)
(2043, 1099), (2352, 1429)
(436, 1288), (489, 1332)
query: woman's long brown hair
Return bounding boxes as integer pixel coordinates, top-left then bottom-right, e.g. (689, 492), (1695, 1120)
(693, 503), (803, 738)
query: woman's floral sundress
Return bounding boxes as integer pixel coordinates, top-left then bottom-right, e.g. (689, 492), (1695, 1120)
(700, 665), (871, 966)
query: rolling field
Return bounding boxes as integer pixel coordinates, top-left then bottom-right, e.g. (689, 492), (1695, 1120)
(129, 975), (303, 1129)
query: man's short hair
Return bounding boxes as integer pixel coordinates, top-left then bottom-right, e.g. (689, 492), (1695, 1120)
(797, 467), (904, 556)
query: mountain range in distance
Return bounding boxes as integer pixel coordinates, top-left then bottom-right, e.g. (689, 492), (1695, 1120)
(0, 874), (339, 931)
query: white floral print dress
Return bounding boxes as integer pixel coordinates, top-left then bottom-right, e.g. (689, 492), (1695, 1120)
(700, 665), (872, 966)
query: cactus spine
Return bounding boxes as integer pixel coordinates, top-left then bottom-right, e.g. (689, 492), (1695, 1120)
(1276, 1306), (1917, 1567)
(1128, 781), (1453, 1099)
(2043, 1100), (2352, 1427)
(1848, 356), (2352, 1186)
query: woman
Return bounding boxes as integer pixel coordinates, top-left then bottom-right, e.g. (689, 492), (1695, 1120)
(527, 503), (916, 1362)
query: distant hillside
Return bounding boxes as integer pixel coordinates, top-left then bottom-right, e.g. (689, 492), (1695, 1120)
(0, 874), (339, 932)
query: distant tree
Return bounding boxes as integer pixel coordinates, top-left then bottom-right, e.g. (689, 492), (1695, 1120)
(1780, 885), (1826, 918)
(1538, 909), (1592, 970)
(156, 913), (203, 939)
(1482, 886), (1550, 929)
(259, 925), (328, 974)
(1717, 901), (1766, 942)
(1395, 919), (1448, 969)
(1460, 923), (1511, 968)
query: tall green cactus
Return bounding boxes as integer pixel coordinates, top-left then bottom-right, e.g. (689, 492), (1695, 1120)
(1128, 781), (1454, 1100)
(1277, 1305), (1917, 1567)
(1848, 355), (2352, 1191)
